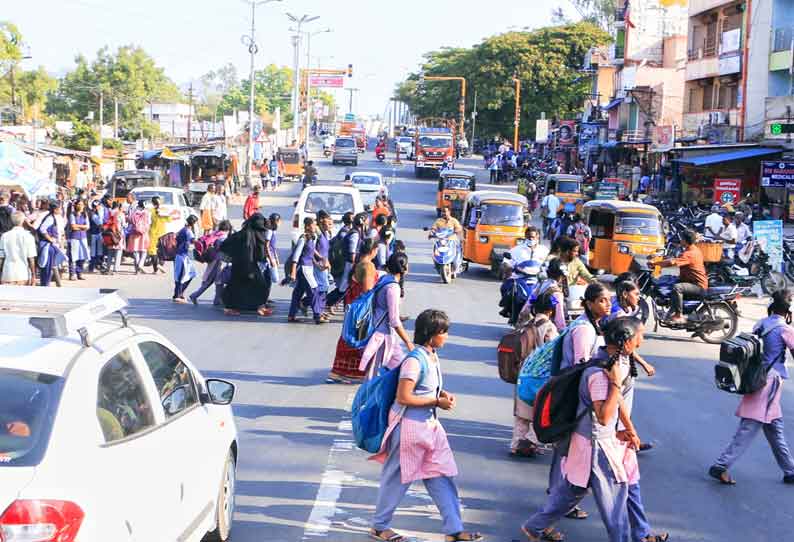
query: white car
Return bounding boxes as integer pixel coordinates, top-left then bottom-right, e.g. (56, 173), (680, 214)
(0, 287), (238, 542)
(395, 136), (413, 158)
(130, 187), (200, 235)
(348, 171), (388, 209)
(292, 185), (364, 243)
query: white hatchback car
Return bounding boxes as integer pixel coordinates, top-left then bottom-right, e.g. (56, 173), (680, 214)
(291, 185), (364, 243)
(130, 187), (200, 235)
(349, 171), (388, 210)
(0, 287), (238, 542)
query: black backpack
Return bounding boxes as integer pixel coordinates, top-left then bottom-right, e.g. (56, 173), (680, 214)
(715, 323), (786, 394)
(532, 360), (601, 444)
(329, 231), (348, 280)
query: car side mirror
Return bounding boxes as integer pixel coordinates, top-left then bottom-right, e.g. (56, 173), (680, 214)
(162, 385), (190, 416)
(203, 379), (235, 405)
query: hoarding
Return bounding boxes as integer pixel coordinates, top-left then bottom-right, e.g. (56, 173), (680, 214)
(753, 220), (784, 272)
(309, 75), (345, 88)
(713, 178), (741, 205)
(761, 160), (794, 188)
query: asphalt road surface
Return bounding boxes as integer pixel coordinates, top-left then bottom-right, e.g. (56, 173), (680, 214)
(80, 149), (793, 542)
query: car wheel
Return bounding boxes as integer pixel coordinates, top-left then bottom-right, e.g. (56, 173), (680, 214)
(204, 449), (236, 542)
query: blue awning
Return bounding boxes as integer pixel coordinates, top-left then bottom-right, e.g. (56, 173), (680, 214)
(603, 98), (623, 111)
(673, 147), (782, 166)
(141, 150), (163, 160)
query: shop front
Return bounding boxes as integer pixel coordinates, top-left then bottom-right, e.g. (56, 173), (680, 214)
(761, 160), (794, 221)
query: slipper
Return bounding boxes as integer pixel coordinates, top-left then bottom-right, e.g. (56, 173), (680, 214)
(521, 526), (564, 541)
(257, 308), (273, 317)
(641, 534), (669, 542)
(369, 528), (406, 541)
(224, 309), (240, 316)
(564, 506), (588, 520)
(709, 465), (736, 485)
(446, 532), (483, 542)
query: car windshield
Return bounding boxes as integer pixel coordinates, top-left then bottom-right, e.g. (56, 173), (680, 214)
(444, 176), (472, 190)
(132, 191), (176, 205)
(480, 203), (524, 226)
(352, 175), (381, 186)
(555, 180), (580, 194)
(0, 369), (64, 467)
(419, 136), (452, 148)
(615, 213), (661, 236)
(304, 192), (355, 215)
(335, 139), (355, 148)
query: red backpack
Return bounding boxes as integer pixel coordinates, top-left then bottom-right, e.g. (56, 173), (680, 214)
(532, 360), (601, 444)
(194, 231), (225, 263)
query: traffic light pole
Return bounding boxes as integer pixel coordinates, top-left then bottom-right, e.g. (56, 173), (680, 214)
(421, 76), (467, 140)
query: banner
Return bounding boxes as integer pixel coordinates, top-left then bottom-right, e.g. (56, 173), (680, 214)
(651, 125), (674, 152)
(309, 75), (344, 88)
(558, 120), (575, 146)
(0, 141), (54, 198)
(535, 119), (549, 143)
(761, 160), (794, 188)
(753, 220), (783, 272)
(713, 178), (741, 205)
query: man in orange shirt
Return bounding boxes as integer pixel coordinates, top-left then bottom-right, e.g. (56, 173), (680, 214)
(371, 195), (391, 226)
(654, 229), (708, 323)
(243, 186), (261, 220)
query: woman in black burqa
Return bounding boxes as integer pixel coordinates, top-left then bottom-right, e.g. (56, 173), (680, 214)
(221, 212), (273, 316)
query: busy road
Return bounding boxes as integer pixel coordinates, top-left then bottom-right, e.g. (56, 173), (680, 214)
(56, 147), (793, 542)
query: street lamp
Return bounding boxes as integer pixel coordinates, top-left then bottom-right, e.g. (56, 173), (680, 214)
(241, 0), (282, 189)
(286, 13), (320, 143)
(304, 28), (332, 143)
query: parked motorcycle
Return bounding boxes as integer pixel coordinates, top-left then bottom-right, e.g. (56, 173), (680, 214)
(783, 235), (794, 283)
(707, 240), (786, 296)
(632, 258), (744, 344)
(428, 227), (461, 284)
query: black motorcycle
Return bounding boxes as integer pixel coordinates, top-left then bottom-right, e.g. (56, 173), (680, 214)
(632, 258), (744, 344)
(707, 242), (786, 296)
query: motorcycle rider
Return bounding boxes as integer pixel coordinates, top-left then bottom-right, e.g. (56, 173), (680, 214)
(302, 160), (318, 188)
(499, 227), (549, 324)
(429, 206), (464, 276)
(375, 138), (386, 158)
(653, 229), (709, 324)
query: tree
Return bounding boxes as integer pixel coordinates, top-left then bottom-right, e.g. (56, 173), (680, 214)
(47, 45), (182, 138)
(16, 66), (57, 121)
(216, 64), (294, 127)
(0, 21), (22, 69)
(567, 0), (616, 32)
(51, 119), (98, 151)
(396, 22), (610, 141)
(196, 63), (239, 122)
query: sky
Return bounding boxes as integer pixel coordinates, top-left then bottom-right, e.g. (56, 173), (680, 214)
(5, 0), (566, 117)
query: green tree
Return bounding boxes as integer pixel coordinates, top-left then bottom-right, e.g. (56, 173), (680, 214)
(16, 66), (57, 120)
(197, 63), (239, 121)
(216, 64), (294, 127)
(51, 119), (98, 151)
(568, 0), (616, 32)
(396, 22), (610, 141)
(0, 21), (22, 69)
(47, 45), (182, 138)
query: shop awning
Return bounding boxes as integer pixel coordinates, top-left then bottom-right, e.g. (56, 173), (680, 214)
(603, 98), (623, 111)
(673, 147), (782, 166)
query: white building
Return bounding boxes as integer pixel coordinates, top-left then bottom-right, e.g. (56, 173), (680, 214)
(142, 103), (222, 142)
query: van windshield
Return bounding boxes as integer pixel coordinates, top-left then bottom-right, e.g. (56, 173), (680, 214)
(0, 369), (64, 467)
(419, 136), (452, 148)
(615, 213), (661, 236)
(480, 203), (524, 226)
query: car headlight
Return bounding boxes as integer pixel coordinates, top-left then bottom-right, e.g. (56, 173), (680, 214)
(479, 236), (489, 243)
(444, 194), (451, 200)
(618, 244), (632, 255)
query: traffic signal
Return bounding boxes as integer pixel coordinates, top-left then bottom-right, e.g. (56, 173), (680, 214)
(347, 64), (353, 78)
(771, 122), (794, 135)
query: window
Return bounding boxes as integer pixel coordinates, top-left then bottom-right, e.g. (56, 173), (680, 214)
(131, 191), (175, 205)
(479, 203), (523, 226)
(718, 84), (738, 110)
(304, 192), (355, 215)
(419, 136), (452, 148)
(588, 210), (615, 238)
(615, 213), (661, 236)
(351, 175), (381, 186)
(702, 83), (714, 110)
(138, 342), (198, 419)
(688, 87), (701, 113)
(335, 138), (355, 148)
(97, 349), (155, 443)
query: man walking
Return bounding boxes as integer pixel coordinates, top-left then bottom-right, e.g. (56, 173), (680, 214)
(0, 211), (37, 285)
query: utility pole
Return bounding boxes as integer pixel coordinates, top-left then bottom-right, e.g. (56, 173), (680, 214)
(98, 91), (104, 154)
(187, 82), (194, 144)
(513, 76), (521, 151)
(242, 0), (282, 187)
(287, 13), (320, 144)
(304, 28), (332, 145)
(113, 97), (119, 140)
(471, 89), (478, 150)
(347, 88), (359, 113)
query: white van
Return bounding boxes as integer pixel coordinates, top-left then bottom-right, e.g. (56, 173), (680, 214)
(291, 185), (364, 243)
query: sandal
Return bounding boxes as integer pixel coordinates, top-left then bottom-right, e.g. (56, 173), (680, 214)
(521, 526), (565, 541)
(446, 532), (483, 542)
(708, 465), (736, 485)
(369, 528), (406, 541)
(256, 307), (273, 317)
(641, 534), (669, 542)
(564, 506), (588, 520)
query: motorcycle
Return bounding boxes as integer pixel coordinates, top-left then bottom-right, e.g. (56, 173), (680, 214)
(784, 235), (794, 283)
(707, 240), (786, 296)
(428, 227), (461, 284)
(498, 243), (544, 325)
(323, 148), (332, 158)
(632, 257), (744, 344)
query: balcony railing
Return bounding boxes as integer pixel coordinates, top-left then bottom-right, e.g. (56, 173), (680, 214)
(772, 26), (794, 53)
(614, 46), (625, 60)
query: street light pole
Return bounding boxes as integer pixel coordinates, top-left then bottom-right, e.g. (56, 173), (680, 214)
(513, 77), (521, 151)
(242, 0), (282, 188)
(286, 13), (320, 144)
(304, 28), (332, 145)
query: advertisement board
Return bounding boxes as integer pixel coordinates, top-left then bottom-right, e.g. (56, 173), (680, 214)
(753, 220), (784, 272)
(558, 120), (576, 146)
(761, 160), (794, 188)
(535, 119), (549, 143)
(595, 181), (622, 200)
(651, 125), (674, 152)
(309, 75), (345, 88)
(713, 178), (741, 205)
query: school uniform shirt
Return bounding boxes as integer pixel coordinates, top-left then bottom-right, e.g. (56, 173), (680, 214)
(561, 315), (604, 371)
(0, 226), (37, 282)
(541, 194), (561, 219)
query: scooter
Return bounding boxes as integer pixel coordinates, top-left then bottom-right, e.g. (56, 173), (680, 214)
(376, 150), (386, 161)
(428, 227), (461, 284)
(632, 257), (745, 344)
(323, 148), (332, 158)
(707, 240), (786, 296)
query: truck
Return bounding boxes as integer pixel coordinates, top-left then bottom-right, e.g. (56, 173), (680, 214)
(414, 126), (456, 178)
(339, 121), (367, 153)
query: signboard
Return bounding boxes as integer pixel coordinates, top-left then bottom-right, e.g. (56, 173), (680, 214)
(595, 181), (622, 200)
(344, 113), (356, 122)
(713, 178), (741, 205)
(753, 220), (784, 272)
(308, 75), (345, 88)
(651, 125), (674, 152)
(558, 120), (576, 146)
(535, 119), (549, 143)
(761, 160), (794, 188)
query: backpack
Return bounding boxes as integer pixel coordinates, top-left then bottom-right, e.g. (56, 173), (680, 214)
(194, 231), (225, 263)
(130, 212), (147, 235)
(157, 232), (178, 262)
(351, 348), (428, 453)
(532, 360), (601, 444)
(517, 319), (587, 404)
(498, 322), (543, 384)
(715, 323), (786, 394)
(329, 230), (349, 280)
(101, 217), (121, 247)
(342, 275), (396, 349)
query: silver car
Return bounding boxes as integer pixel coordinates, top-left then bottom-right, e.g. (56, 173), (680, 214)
(332, 137), (358, 166)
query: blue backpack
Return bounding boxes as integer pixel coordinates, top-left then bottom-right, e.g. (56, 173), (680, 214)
(351, 348), (428, 453)
(517, 319), (587, 404)
(342, 275), (396, 349)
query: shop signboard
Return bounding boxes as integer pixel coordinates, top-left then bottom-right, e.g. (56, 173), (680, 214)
(595, 181), (622, 200)
(713, 178), (741, 205)
(761, 160), (794, 188)
(558, 120), (576, 146)
(536, 119), (550, 143)
(309, 75), (345, 88)
(753, 220), (784, 272)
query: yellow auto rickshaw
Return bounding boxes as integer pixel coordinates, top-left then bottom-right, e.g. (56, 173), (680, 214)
(278, 148), (303, 181)
(461, 191), (530, 275)
(583, 200), (665, 276)
(544, 174), (586, 213)
(437, 169), (476, 219)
